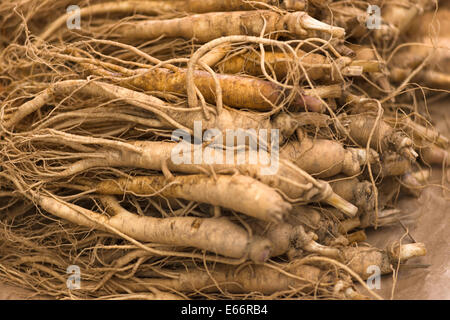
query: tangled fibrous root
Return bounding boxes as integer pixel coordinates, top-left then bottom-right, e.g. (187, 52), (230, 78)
(0, 0), (446, 300)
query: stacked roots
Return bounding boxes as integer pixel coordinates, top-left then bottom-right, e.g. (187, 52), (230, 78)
(0, 0), (448, 299)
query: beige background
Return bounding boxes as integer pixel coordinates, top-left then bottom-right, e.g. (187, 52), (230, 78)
(363, 98), (450, 300)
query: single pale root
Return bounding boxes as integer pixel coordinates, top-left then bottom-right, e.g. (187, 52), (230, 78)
(338, 114), (418, 161)
(280, 129), (379, 178)
(342, 243), (426, 280)
(339, 209), (402, 233)
(39, 0), (309, 41)
(219, 49), (380, 80)
(94, 174), (291, 222)
(130, 261), (328, 294)
(199, 43), (232, 67)
(389, 243), (427, 262)
(38, 1), (185, 41)
(329, 177), (376, 213)
(414, 69), (450, 90)
(32, 192), (272, 263)
(250, 221), (342, 259)
(219, 49), (328, 80)
(385, 117), (449, 149)
(120, 67), (323, 112)
(112, 11), (345, 43)
(180, 0), (308, 12)
(420, 145), (449, 167)
(372, 151), (413, 177)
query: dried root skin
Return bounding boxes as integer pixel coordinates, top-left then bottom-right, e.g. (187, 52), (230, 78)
(329, 178), (376, 213)
(280, 138), (364, 178)
(187, 0), (307, 12)
(219, 49), (328, 80)
(37, 193), (272, 262)
(125, 67), (322, 111)
(95, 174), (291, 222)
(340, 114), (417, 160)
(249, 221), (294, 257)
(140, 262), (325, 294)
(420, 145), (449, 167)
(113, 11), (344, 42)
(342, 242), (427, 279)
(342, 247), (392, 279)
(378, 152), (413, 177)
(373, 0), (433, 43)
(83, 140), (357, 215)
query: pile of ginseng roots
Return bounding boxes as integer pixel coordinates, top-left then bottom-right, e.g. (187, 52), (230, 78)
(0, 0), (448, 300)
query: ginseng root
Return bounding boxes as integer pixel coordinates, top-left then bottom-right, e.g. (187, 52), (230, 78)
(373, 0), (432, 44)
(342, 243), (427, 279)
(39, 0), (309, 41)
(280, 129), (379, 178)
(119, 67), (324, 112)
(420, 145), (449, 167)
(328, 177), (376, 212)
(338, 114), (418, 160)
(339, 208), (402, 233)
(30, 192), (273, 262)
(92, 174), (292, 222)
(111, 11), (345, 43)
(218, 49), (380, 81)
(241, 219), (426, 280)
(250, 221), (342, 259)
(131, 261), (329, 294)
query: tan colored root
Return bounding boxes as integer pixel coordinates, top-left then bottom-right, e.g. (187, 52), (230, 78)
(183, 0), (307, 12)
(342, 242), (426, 280)
(99, 196), (273, 263)
(280, 129), (378, 178)
(420, 145), (449, 167)
(39, 0), (310, 42)
(23, 191), (271, 263)
(38, 1), (186, 41)
(112, 11), (344, 43)
(338, 114), (418, 160)
(219, 48), (380, 80)
(249, 221), (341, 259)
(373, 0), (432, 44)
(117, 67), (323, 112)
(126, 261), (327, 294)
(94, 174), (292, 222)
(219, 48), (329, 80)
(328, 177), (376, 212)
